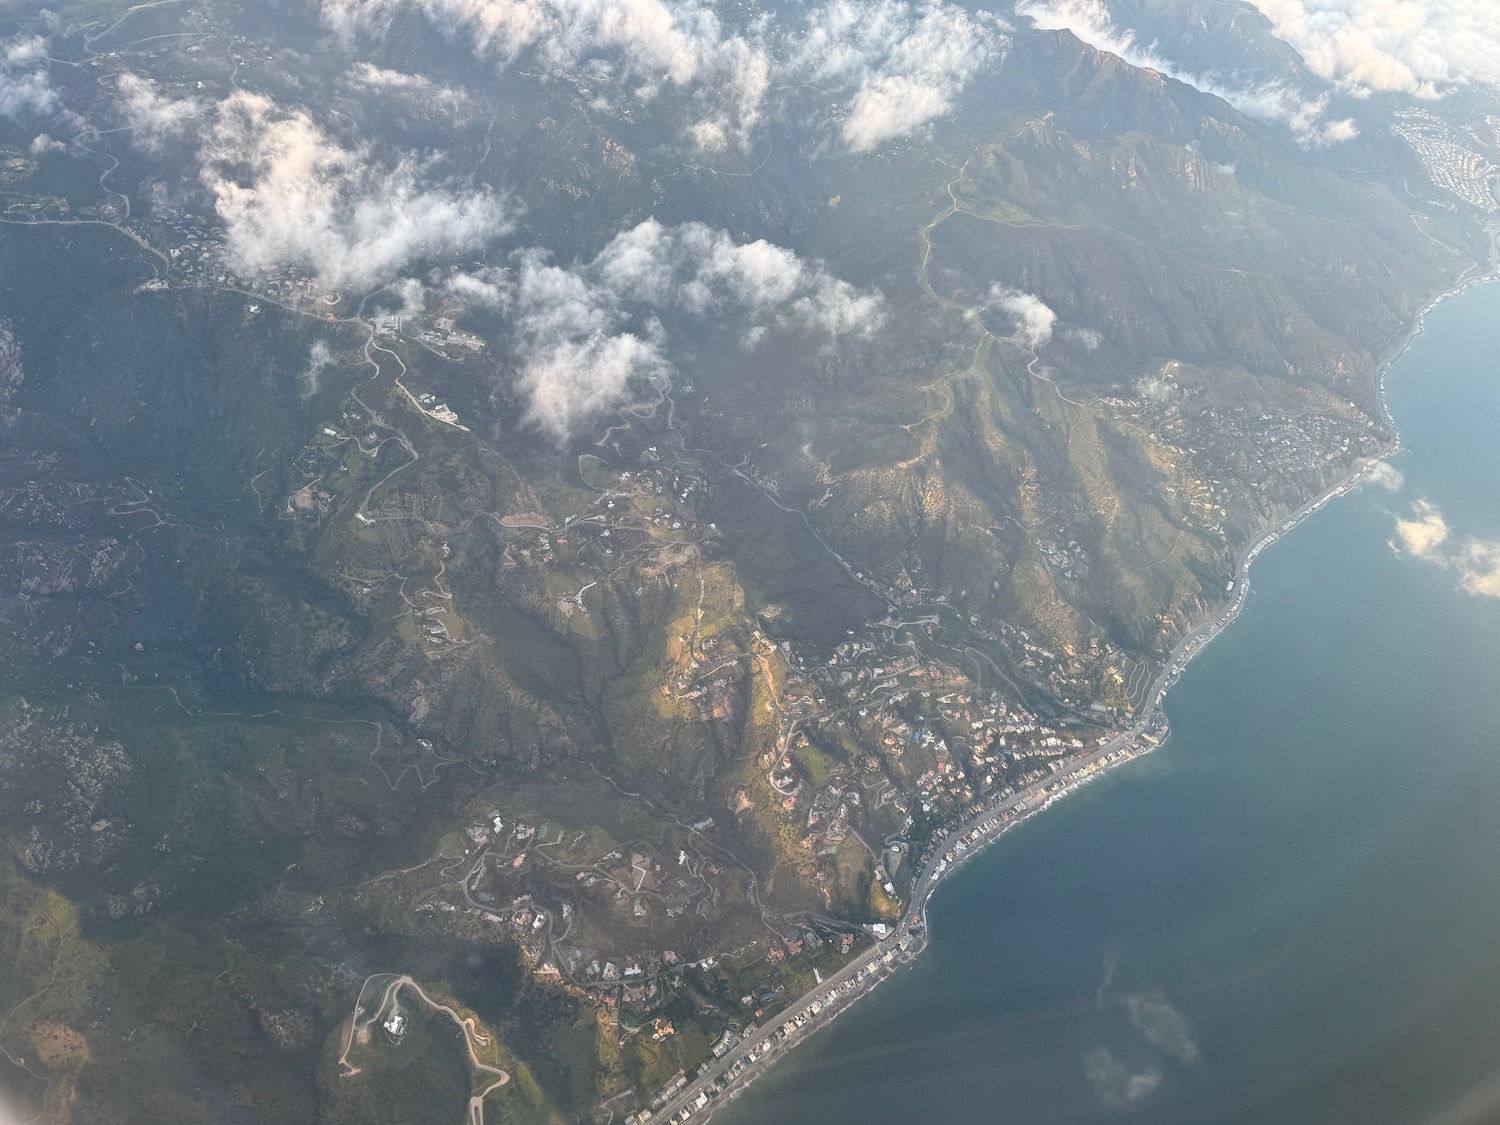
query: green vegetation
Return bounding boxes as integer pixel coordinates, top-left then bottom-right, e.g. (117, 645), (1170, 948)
(0, 4), (1495, 1120)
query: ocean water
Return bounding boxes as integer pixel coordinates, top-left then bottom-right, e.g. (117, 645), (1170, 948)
(719, 282), (1500, 1125)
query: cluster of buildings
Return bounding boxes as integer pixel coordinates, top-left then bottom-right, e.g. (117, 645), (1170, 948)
(415, 316), (487, 354)
(1102, 376), (1379, 540)
(761, 628), (1123, 857)
(635, 945), (915, 1124)
(1393, 109), (1499, 214)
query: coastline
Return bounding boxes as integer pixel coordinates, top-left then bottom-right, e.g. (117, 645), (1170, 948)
(650, 239), (1500, 1125)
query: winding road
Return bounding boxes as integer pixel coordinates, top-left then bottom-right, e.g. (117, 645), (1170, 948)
(338, 973), (509, 1125)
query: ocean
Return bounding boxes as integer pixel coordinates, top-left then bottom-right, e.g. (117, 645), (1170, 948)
(717, 281), (1500, 1125)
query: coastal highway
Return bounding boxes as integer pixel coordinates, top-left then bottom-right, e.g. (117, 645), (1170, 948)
(653, 459), (1390, 1125)
(654, 731), (1161, 1123)
(1133, 458), (1377, 718)
(646, 907), (917, 1122)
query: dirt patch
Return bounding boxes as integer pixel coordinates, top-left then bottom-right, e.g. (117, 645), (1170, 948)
(31, 1021), (87, 1069)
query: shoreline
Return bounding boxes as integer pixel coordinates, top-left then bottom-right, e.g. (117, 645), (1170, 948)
(652, 242), (1500, 1125)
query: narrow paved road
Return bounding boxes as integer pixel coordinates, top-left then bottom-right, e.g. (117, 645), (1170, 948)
(338, 973), (509, 1125)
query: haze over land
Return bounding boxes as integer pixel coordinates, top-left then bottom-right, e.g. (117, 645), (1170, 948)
(0, 0), (1495, 1122)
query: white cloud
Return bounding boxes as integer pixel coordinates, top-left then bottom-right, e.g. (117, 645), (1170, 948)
(1248, 0), (1500, 98)
(790, 0), (1008, 151)
(1228, 84), (1358, 147)
(326, 0), (705, 79)
(1124, 991), (1200, 1064)
(352, 62), (439, 91)
(302, 339), (340, 396)
(116, 73), (202, 154)
(1017, 0), (1357, 147)
(443, 265), (513, 308)
(1457, 541), (1500, 597)
(842, 74), (952, 152)
(1016, 0), (1139, 59)
(325, 0), (772, 147)
(1393, 498), (1449, 557)
(1127, 1069), (1163, 1100)
(511, 248), (673, 443)
(0, 35), (60, 120)
(388, 276), (429, 312)
(989, 285), (1057, 348)
(319, 0), (413, 43)
(592, 219), (884, 332)
(325, 0), (1006, 152)
(682, 34), (770, 151)
(790, 275), (886, 336)
(199, 91), (509, 290)
(29, 132), (65, 153)
(350, 63), (474, 115)
(1391, 500), (1500, 597)
(684, 119), (728, 152)
(1363, 460), (1405, 492)
(513, 219), (882, 441)
(1083, 1047), (1163, 1108)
